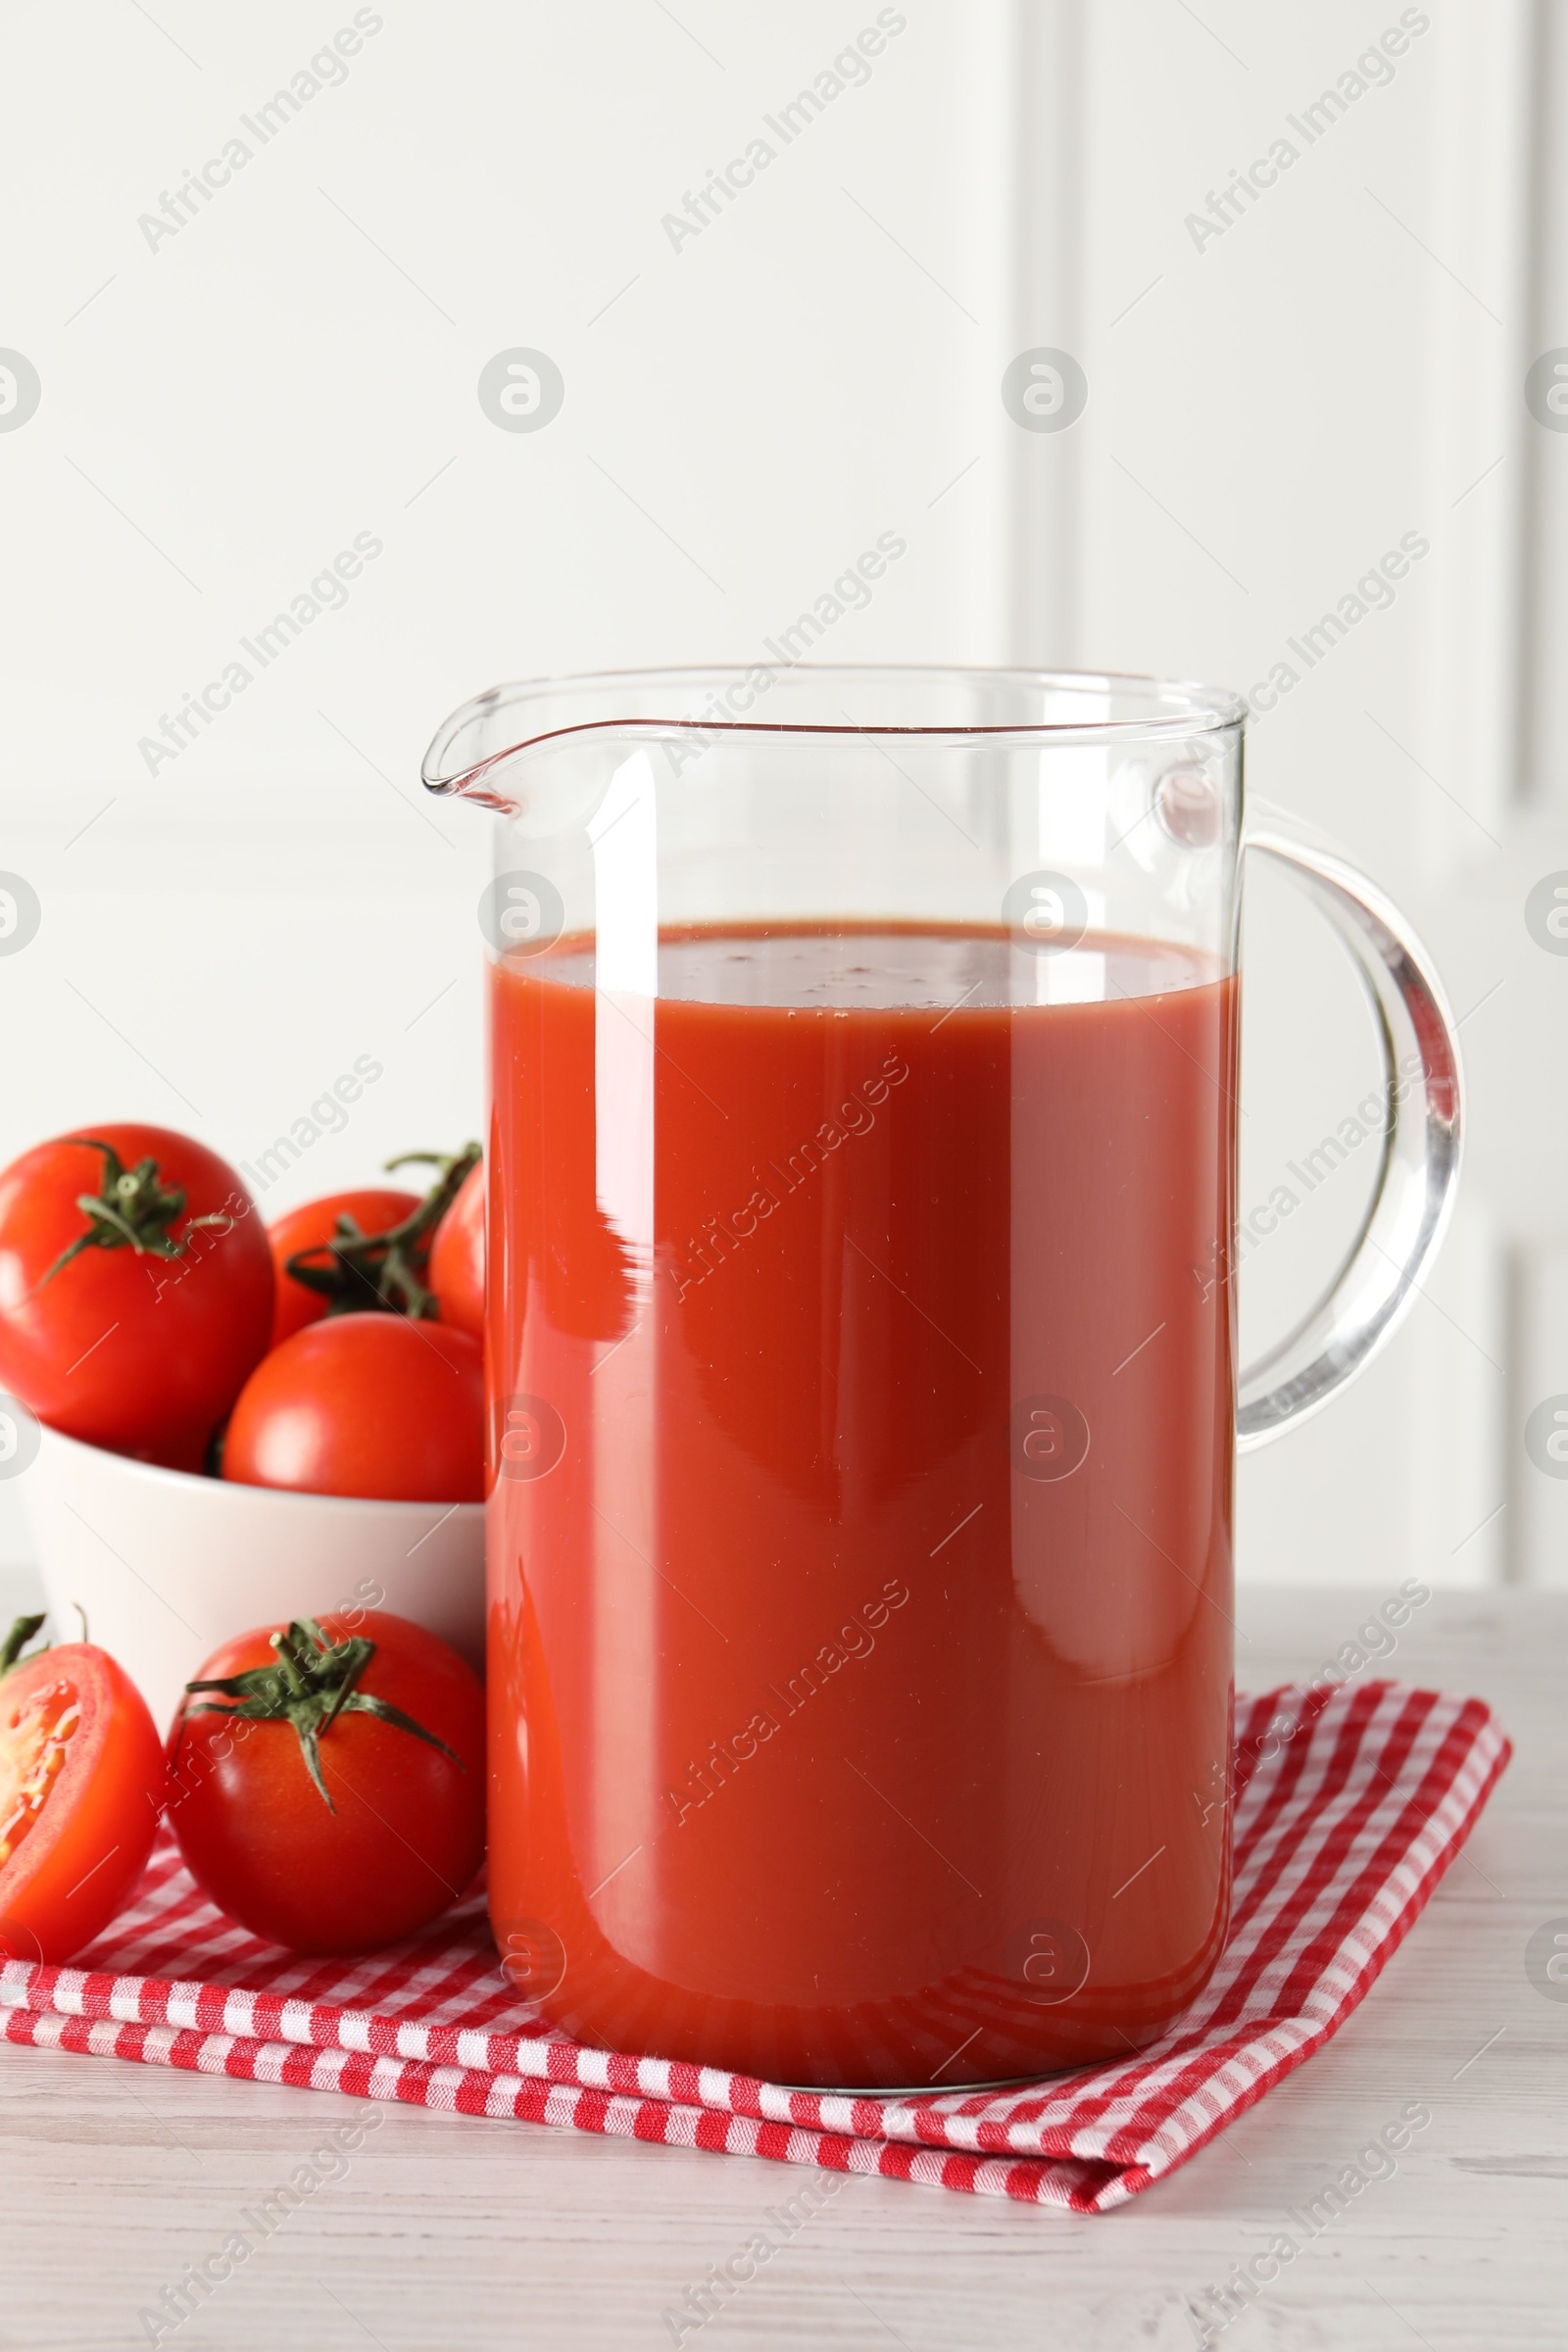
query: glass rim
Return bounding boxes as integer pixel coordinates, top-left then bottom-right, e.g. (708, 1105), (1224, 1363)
(423, 664), (1248, 797)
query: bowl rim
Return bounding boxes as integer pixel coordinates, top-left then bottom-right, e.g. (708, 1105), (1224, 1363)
(34, 1421), (487, 1518)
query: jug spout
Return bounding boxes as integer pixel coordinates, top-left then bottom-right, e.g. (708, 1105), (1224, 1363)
(421, 667), (777, 813)
(420, 681), (564, 813)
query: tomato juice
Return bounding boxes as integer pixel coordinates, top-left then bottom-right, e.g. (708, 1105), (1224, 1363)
(487, 924), (1238, 2086)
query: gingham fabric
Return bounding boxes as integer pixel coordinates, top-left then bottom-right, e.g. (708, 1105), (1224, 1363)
(0, 1678), (1508, 2213)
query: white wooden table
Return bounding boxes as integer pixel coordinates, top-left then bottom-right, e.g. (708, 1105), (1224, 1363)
(3, 1588), (1560, 2351)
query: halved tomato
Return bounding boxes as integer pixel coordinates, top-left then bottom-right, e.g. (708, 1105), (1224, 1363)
(0, 1616), (165, 1963)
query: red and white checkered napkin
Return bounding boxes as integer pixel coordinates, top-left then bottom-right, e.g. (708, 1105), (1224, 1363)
(0, 1679), (1509, 2214)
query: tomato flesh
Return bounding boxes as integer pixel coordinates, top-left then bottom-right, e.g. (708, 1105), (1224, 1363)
(0, 1676), (83, 1864)
(0, 1642), (165, 1963)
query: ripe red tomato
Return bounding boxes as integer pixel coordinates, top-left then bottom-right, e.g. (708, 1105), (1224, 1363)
(167, 1612), (484, 1953)
(0, 1615), (166, 1963)
(429, 1157), (484, 1342)
(267, 1188), (421, 1347)
(0, 1125), (274, 1471)
(222, 1312), (484, 1502)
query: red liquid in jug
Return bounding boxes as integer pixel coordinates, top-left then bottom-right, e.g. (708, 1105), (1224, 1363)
(487, 925), (1237, 2086)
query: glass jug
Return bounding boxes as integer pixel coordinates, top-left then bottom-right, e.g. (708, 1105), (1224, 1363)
(422, 666), (1461, 2090)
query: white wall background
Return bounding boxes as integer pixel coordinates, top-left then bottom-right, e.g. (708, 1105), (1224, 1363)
(0, 0), (1562, 1589)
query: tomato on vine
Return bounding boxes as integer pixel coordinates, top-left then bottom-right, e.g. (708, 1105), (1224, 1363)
(0, 1126), (273, 1470)
(267, 1187), (422, 1347)
(167, 1613), (484, 1953)
(274, 1146), (479, 1330)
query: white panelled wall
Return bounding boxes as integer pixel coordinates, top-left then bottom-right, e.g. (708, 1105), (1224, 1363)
(1004, 0), (1565, 1590)
(0, 0), (1561, 1586)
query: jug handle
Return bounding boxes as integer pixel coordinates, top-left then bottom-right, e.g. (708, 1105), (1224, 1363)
(1235, 831), (1463, 1450)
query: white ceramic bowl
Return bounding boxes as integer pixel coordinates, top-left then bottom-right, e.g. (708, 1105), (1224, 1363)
(20, 1425), (485, 1734)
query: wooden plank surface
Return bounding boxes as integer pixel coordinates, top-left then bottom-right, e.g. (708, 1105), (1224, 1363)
(2, 1587), (1559, 2351)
